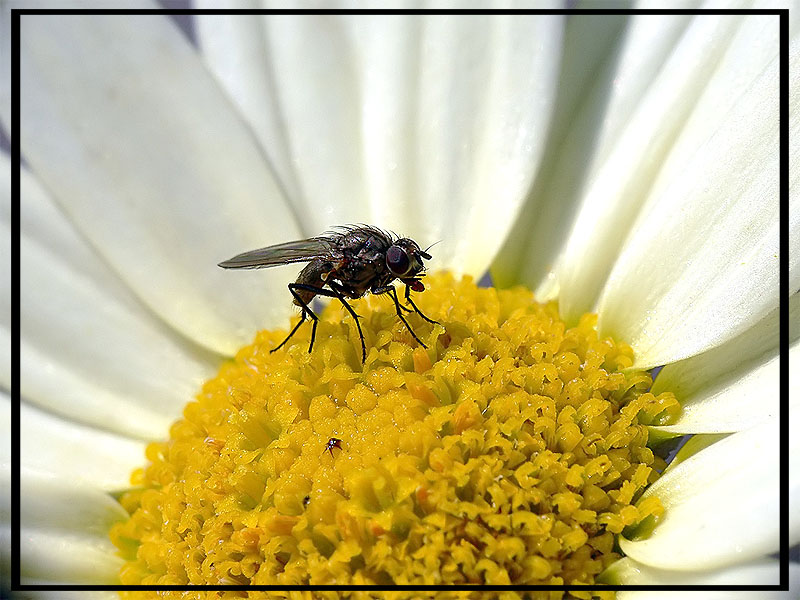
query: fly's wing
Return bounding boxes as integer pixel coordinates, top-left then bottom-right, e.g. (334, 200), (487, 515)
(218, 237), (335, 269)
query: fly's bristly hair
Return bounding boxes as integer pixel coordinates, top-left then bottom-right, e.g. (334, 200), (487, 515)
(324, 223), (397, 239)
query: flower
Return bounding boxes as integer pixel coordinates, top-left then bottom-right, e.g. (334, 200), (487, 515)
(4, 7), (799, 599)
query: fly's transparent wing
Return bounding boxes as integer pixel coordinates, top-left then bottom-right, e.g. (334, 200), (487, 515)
(218, 237), (335, 269)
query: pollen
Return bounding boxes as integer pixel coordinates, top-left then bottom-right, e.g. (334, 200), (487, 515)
(110, 272), (679, 599)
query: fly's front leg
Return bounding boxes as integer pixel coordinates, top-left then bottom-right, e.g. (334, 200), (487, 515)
(325, 281), (367, 363)
(393, 297), (414, 313)
(404, 283), (439, 325)
(374, 284), (427, 348)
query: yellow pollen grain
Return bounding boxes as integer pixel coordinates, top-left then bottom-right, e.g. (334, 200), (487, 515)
(110, 272), (679, 600)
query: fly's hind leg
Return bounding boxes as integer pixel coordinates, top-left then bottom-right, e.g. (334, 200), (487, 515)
(287, 282), (367, 363)
(271, 284), (319, 355)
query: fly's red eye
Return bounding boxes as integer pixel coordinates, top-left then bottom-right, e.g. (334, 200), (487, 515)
(386, 245), (411, 275)
(410, 280), (425, 292)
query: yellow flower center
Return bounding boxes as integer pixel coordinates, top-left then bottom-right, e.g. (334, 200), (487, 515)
(110, 272), (680, 598)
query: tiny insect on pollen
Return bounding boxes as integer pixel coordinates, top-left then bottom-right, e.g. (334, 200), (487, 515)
(219, 225), (439, 362)
(323, 437), (343, 457)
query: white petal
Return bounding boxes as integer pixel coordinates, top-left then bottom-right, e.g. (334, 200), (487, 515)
(251, 14), (372, 233)
(0, 154), (10, 387)
(791, 342), (800, 544)
(1, 396), (7, 593)
(0, 4), (9, 128)
(1, 395), (125, 593)
(19, 469), (125, 584)
(18, 12), (302, 355)
(418, 12), (559, 277)
(494, 13), (687, 296)
(620, 418), (782, 569)
(20, 163), (216, 439)
(615, 562), (800, 600)
(647, 294), (795, 435)
(21, 529), (122, 585)
(195, 6), (304, 207)
(791, 24), (800, 294)
(1, 394), (8, 536)
(20, 399), (146, 491)
(0, 392), (8, 470)
(551, 14), (772, 316)
(596, 16), (781, 368)
(199, 13), (563, 277)
(652, 352), (777, 435)
(0, 521), (8, 595)
(606, 555), (778, 585)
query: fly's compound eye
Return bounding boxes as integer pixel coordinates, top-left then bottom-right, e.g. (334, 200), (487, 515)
(386, 245), (411, 276)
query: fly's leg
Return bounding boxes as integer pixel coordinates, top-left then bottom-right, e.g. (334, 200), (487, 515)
(404, 284), (440, 325)
(374, 285), (427, 348)
(325, 281), (367, 363)
(395, 300), (414, 313)
(288, 282), (367, 363)
(271, 284), (320, 355)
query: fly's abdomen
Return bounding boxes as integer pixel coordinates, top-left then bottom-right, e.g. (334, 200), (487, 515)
(293, 260), (333, 306)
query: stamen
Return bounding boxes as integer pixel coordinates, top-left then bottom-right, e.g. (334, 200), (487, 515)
(110, 272), (679, 596)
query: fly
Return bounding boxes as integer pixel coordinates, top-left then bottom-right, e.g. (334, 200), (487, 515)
(218, 225), (439, 362)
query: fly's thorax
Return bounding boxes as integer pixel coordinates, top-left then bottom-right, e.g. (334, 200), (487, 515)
(337, 256), (390, 298)
(338, 227), (391, 258)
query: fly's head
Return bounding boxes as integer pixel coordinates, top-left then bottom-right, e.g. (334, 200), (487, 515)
(386, 238), (431, 291)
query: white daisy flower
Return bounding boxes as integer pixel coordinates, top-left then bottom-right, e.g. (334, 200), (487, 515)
(4, 5), (799, 599)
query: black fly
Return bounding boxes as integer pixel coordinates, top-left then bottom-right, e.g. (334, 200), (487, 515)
(218, 225), (438, 362)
